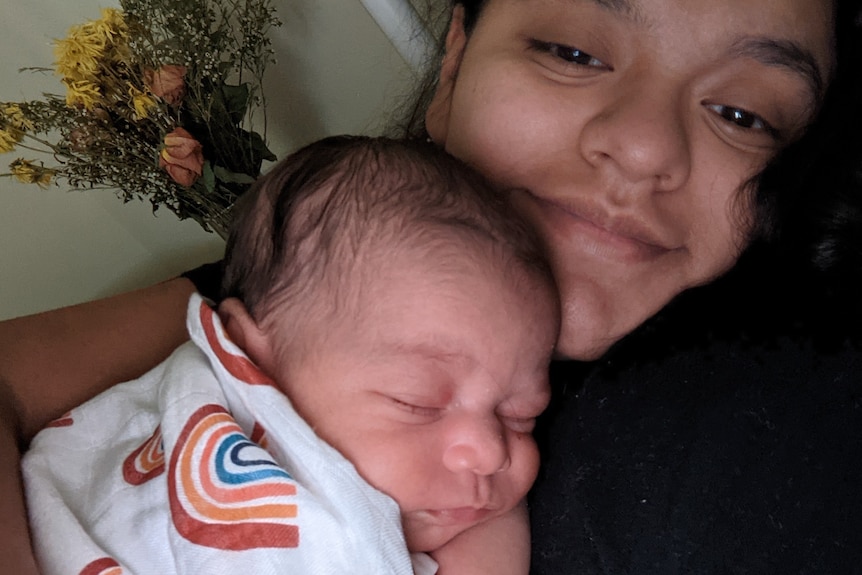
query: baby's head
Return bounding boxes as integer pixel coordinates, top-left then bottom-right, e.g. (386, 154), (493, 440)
(219, 136), (559, 552)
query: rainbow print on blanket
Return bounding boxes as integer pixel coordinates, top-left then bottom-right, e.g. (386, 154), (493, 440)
(79, 557), (122, 575)
(168, 403), (300, 549)
(123, 425), (165, 485)
(23, 293), (426, 575)
(199, 301), (277, 387)
(164, 301), (301, 550)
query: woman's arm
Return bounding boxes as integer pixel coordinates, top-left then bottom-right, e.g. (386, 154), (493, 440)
(0, 277), (198, 572)
(0, 277), (197, 442)
(431, 501), (531, 575)
(0, 384), (40, 575)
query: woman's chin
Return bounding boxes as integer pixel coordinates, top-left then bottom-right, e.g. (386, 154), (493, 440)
(553, 287), (628, 361)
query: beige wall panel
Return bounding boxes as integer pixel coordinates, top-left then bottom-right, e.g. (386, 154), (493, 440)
(0, 0), (412, 320)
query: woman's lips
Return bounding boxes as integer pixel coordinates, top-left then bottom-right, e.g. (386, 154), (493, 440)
(520, 191), (679, 263)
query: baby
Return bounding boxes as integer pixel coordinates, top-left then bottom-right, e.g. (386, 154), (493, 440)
(23, 136), (559, 574)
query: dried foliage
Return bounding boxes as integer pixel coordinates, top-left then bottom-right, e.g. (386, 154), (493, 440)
(0, 0), (281, 237)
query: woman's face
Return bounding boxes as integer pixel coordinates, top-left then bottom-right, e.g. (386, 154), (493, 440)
(426, 0), (835, 359)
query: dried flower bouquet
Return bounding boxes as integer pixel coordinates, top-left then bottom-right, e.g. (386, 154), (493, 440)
(0, 0), (281, 238)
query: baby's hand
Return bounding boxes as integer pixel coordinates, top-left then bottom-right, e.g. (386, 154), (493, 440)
(429, 501), (530, 575)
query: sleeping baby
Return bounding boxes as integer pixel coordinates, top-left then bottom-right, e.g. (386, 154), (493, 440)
(23, 135), (559, 574)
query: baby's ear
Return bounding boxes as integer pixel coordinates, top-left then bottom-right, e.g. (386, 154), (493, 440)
(218, 298), (276, 373)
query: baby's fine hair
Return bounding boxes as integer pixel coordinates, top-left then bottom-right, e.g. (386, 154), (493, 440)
(221, 135), (554, 323)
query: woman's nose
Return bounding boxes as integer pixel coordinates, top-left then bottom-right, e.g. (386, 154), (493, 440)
(579, 79), (691, 194)
(441, 415), (511, 476)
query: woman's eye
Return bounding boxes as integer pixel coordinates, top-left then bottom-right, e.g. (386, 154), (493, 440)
(528, 39), (609, 70)
(706, 103), (778, 137)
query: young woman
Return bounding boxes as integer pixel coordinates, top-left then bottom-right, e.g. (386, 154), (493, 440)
(418, 2), (862, 572)
(2, 0), (861, 572)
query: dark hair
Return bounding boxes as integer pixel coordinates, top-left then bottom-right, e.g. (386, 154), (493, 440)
(753, 0), (862, 278)
(221, 135), (554, 325)
(701, 0), (862, 343)
(389, 2), (484, 139)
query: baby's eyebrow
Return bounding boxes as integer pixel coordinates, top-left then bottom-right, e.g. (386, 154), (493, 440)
(390, 341), (473, 366)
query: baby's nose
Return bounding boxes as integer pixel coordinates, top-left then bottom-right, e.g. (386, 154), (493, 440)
(441, 416), (511, 476)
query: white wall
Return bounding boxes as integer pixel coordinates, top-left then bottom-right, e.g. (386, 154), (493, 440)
(0, 0), (414, 320)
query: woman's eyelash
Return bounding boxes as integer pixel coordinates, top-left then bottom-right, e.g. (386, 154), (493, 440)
(705, 103), (781, 139)
(528, 39), (608, 69)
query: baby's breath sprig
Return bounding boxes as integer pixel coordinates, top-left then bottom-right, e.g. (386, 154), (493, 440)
(0, 0), (280, 238)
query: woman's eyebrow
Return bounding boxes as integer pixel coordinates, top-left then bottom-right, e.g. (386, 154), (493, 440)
(732, 37), (825, 99)
(588, 0), (642, 20)
(582, 0), (826, 101)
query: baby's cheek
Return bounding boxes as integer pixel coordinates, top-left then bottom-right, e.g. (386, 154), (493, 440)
(507, 433), (542, 500)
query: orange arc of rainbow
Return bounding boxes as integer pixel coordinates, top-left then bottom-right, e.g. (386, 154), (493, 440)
(168, 404), (300, 549)
(123, 425), (165, 485)
(199, 302), (276, 387)
(179, 411), (298, 522)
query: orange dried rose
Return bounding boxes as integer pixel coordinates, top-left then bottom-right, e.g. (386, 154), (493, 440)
(144, 65), (187, 106)
(159, 127), (203, 187)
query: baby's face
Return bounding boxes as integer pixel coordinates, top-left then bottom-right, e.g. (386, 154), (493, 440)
(272, 245), (558, 552)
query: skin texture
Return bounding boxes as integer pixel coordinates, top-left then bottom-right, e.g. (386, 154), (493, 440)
(220, 241), (558, 554)
(427, 0), (835, 360)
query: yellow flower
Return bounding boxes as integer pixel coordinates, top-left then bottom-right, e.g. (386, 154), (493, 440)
(3, 104), (34, 132)
(95, 8), (128, 40)
(95, 9), (132, 65)
(64, 80), (102, 109)
(0, 128), (22, 153)
(54, 33), (105, 83)
(53, 8), (129, 84)
(0, 104), (30, 153)
(54, 43), (102, 83)
(9, 159), (55, 187)
(128, 85), (157, 120)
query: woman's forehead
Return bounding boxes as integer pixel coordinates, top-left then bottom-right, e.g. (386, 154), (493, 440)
(482, 0), (835, 43)
(510, 0), (833, 15)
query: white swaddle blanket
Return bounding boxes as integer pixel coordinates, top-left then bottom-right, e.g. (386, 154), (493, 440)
(23, 293), (436, 575)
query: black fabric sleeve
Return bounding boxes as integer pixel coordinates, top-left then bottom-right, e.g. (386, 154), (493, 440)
(180, 260), (224, 302)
